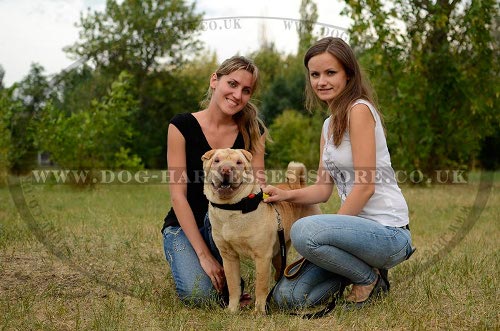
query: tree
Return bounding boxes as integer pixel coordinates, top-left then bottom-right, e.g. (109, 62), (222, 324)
(64, 0), (203, 168)
(250, 43), (284, 102)
(0, 65), (5, 90)
(35, 71), (142, 174)
(65, 0), (202, 80)
(266, 109), (324, 171)
(8, 63), (52, 173)
(0, 65), (7, 183)
(50, 64), (107, 116)
(0, 87), (20, 184)
(260, 58), (306, 124)
(258, 0), (319, 124)
(343, 0), (499, 178)
(137, 52), (218, 168)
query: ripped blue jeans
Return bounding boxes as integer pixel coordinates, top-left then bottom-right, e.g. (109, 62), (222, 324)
(162, 214), (224, 306)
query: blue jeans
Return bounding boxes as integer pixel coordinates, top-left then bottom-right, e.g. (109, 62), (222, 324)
(162, 214), (225, 306)
(272, 214), (413, 309)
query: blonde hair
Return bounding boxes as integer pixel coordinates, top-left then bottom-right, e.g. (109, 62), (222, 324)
(304, 37), (381, 146)
(200, 56), (267, 154)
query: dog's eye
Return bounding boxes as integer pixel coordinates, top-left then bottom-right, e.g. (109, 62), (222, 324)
(236, 159), (242, 165)
(214, 158), (220, 163)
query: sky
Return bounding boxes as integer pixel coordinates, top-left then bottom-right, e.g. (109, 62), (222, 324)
(0, 0), (350, 87)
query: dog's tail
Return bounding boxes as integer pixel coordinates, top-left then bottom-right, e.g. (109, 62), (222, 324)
(286, 161), (307, 189)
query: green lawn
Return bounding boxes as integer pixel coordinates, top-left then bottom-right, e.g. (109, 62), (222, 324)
(1, 171), (498, 330)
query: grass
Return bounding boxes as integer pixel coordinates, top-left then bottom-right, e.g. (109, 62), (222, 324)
(0, 171), (498, 330)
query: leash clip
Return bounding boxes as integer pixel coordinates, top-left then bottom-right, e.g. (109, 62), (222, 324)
(271, 203), (283, 231)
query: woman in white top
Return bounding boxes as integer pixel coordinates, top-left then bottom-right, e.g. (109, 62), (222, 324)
(264, 37), (414, 310)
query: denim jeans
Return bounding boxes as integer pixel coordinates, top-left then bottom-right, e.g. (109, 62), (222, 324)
(272, 259), (349, 309)
(162, 214), (224, 306)
(272, 214), (413, 309)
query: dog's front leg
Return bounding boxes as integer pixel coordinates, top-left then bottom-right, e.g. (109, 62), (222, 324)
(223, 256), (241, 313)
(254, 256), (272, 313)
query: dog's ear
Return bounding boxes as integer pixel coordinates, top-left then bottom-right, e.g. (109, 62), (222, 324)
(239, 149), (253, 162)
(201, 149), (217, 162)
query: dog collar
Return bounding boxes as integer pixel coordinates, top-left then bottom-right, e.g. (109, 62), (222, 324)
(210, 190), (264, 214)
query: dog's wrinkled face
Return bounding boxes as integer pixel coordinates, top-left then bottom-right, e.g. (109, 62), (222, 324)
(202, 149), (253, 200)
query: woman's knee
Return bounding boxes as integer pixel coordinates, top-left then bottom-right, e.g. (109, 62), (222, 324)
(291, 217), (313, 243)
(291, 217), (318, 254)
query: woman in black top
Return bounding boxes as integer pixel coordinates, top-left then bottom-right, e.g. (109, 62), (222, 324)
(162, 56), (267, 307)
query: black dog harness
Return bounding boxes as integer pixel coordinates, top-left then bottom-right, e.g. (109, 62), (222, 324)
(210, 190), (264, 214)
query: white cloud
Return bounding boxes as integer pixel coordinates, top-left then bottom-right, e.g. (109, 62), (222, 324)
(0, 0), (350, 87)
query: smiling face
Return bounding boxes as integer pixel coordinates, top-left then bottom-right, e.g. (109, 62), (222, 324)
(209, 69), (254, 116)
(307, 52), (348, 102)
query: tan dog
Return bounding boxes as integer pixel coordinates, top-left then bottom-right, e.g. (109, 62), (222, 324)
(202, 148), (320, 313)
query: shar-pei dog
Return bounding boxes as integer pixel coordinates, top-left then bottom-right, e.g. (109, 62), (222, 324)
(202, 148), (320, 313)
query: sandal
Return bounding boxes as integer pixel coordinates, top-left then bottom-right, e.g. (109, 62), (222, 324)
(345, 269), (389, 308)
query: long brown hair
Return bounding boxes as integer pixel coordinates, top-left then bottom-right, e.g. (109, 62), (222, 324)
(200, 56), (268, 154)
(304, 37), (381, 146)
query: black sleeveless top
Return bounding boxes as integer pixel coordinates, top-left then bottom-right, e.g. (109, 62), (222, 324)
(162, 113), (246, 232)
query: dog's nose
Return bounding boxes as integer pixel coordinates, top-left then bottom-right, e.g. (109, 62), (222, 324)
(220, 164), (233, 175)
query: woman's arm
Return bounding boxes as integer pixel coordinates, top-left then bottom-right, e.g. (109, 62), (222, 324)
(167, 124), (225, 291)
(263, 134), (334, 204)
(336, 103), (376, 215)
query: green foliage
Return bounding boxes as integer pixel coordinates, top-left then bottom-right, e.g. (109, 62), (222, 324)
(343, 0), (499, 177)
(0, 65), (5, 89)
(134, 52), (218, 168)
(250, 43), (284, 102)
(259, 54), (306, 124)
(63, 0), (204, 168)
(35, 71), (142, 171)
(2, 1), (497, 173)
(65, 0), (203, 76)
(0, 88), (16, 184)
(266, 109), (324, 170)
(8, 64), (52, 173)
(256, 0), (318, 125)
(50, 65), (110, 116)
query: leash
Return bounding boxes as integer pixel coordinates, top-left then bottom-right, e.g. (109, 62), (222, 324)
(273, 204), (286, 279)
(265, 202), (287, 314)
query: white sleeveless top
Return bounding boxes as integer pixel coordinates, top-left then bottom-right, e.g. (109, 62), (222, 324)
(322, 99), (409, 226)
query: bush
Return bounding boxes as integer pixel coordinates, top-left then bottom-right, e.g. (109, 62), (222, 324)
(35, 71), (143, 175)
(266, 109), (325, 171)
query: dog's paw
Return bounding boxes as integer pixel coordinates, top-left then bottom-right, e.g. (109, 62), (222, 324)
(227, 303), (240, 313)
(253, 302), (267, 315)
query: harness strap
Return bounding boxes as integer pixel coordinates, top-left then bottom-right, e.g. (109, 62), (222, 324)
(210, 190), (264, 214)
(265, 203), (287, 315)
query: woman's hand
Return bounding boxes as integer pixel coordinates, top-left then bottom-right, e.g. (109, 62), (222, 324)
(199, 253), (226, 292)
(262, 185), (290, 203)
